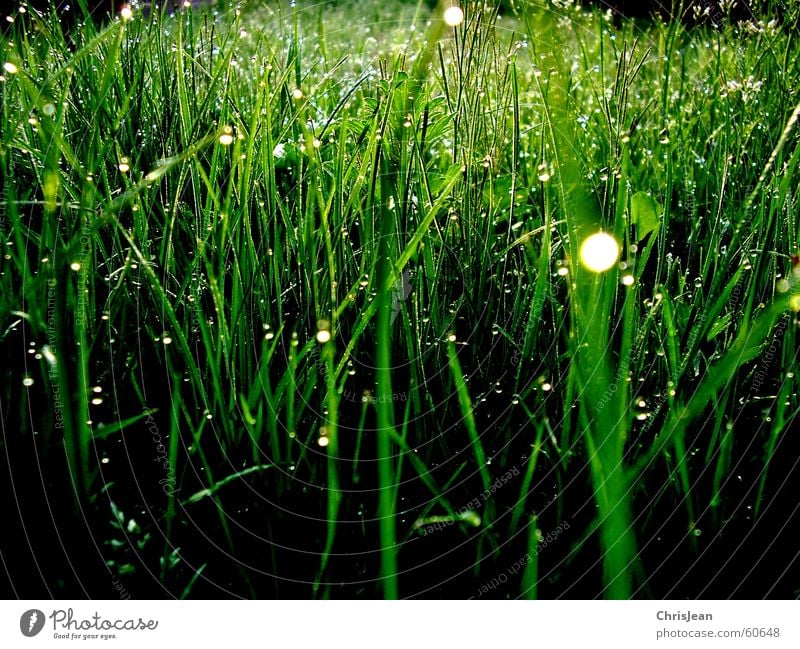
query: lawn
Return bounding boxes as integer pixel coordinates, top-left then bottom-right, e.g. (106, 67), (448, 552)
(1, 0), (799, 599)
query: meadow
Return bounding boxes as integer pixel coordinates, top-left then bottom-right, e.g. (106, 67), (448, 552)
(1, 0), (799, 599)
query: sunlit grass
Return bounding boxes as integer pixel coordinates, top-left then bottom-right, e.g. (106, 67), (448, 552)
(1, 0), (799, 598)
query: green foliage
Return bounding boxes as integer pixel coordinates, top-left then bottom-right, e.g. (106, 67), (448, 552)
(1, 0), (799, 598)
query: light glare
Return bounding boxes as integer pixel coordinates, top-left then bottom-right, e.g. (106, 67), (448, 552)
(444, 5), (464, 26)
(219, 126), (234, 146)
(579, 232), (620, 273)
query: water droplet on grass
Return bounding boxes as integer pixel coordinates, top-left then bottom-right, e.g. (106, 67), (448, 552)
(316, 320), (331, 343)
(579, 232), (619, 272)
(537, 162), (551, 182)
(444, 5), (464, 26)
(219, 126), (234, 145)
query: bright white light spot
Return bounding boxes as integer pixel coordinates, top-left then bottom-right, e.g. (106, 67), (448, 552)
(118, 157), (130, 173)
(91, 397), (103, 405)
(317, 436), (329, 447)
(579, 232), (620, 273)
(447, 332), (457, 342)
(70, 262), (82, 271)
(42, 103), (55, 116)
(219, 126), (234, 145)
(162, 336), (172, 345)
(42, 346), (57, 366)
(292, 88), (303, 100)
(22, 377), (34, 387)
(621, 274), (635, 286)
(444, 5), (464, 26)
(3, 61), (18, 74)
(316, 329), (331, 344)
(93, 386), (102, 393)
(120, 5), (133, 20)
(537, 163), (551, 182)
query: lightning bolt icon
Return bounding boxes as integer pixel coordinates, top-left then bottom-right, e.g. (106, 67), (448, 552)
(28, 612), (38, 632)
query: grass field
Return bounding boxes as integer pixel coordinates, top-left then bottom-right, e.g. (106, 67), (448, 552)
(1, 0), (799, 599)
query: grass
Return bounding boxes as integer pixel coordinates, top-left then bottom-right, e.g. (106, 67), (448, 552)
(1, 0), (800, 598)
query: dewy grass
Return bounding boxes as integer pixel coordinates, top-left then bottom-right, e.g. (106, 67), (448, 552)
(2, 0), (800, 598)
